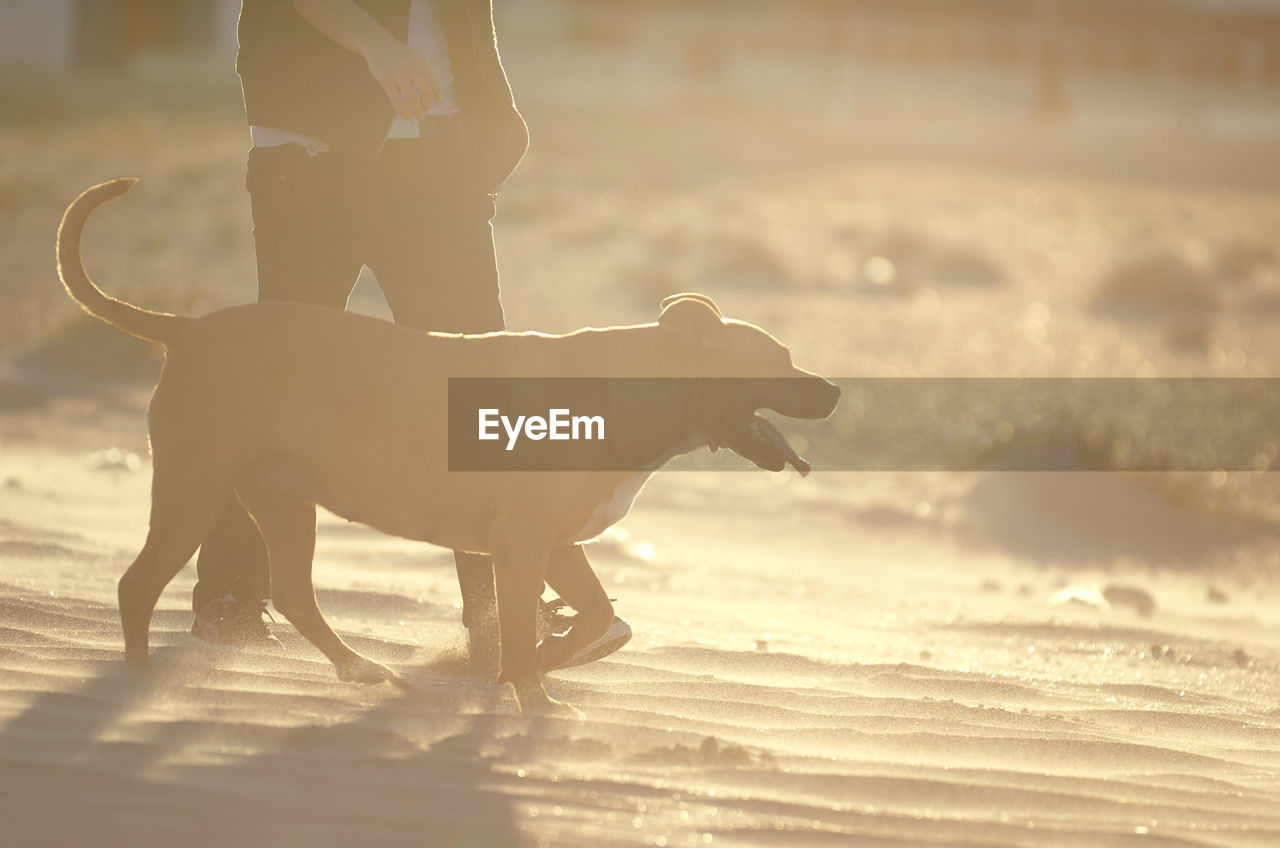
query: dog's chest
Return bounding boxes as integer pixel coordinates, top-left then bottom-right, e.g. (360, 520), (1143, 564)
(574, 472), (650, 541)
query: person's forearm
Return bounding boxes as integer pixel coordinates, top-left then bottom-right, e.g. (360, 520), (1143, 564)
(293, 0), (396, 58)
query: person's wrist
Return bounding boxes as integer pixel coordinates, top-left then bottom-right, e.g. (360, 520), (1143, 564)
(354, 26), (398, 61)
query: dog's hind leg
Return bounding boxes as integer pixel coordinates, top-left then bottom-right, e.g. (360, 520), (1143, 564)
(119, 472), (234, 667)
(236, 474), (397, 687)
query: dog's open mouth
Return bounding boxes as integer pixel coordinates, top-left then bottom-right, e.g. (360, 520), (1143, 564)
(712, 413), (811, 476)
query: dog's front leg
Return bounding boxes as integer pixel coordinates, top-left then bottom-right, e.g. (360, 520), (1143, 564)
(491, 537), (580, 717)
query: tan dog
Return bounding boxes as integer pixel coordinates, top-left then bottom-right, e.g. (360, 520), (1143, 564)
(57, 179), (840, 714)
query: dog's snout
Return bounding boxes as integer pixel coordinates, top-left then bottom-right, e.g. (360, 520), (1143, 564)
(761, 374), (840, 420)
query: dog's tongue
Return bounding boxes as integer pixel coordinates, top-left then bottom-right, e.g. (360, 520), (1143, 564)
(715, 413), (811, 476)
(752, 415), (811, 477)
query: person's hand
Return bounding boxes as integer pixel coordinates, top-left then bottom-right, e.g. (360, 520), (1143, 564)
(292, 1), (441, 120)
(362, 35), (441, 120)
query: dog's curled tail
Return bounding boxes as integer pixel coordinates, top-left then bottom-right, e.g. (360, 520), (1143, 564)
(56, 178), (186, 347)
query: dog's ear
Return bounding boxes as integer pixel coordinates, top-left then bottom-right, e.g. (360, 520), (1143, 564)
(658, 293), (723, 345)
(660, 292), (722, 317)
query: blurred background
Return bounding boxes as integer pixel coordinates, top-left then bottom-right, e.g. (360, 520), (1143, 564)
(2, 0), (1278, 519)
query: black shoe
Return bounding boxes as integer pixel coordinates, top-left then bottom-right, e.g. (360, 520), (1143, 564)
(466, 598), (633, 672)
(537, 598), (632, 671)
(191, 594), (283, 648)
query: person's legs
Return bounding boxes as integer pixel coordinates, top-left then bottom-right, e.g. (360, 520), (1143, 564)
(192, 499), (269, 613)
(191, 145), (366, 639)
(539, 544), (630, 671)
(362, 136), (509, 666)
(364, 138), (505, 333)
(248, 145), (368, 309)
(364, 137), (631, 671)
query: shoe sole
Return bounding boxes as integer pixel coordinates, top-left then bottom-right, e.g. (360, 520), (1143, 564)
(546, 617), (632, 670)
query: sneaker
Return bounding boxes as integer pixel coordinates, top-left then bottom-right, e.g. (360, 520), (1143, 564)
(546, 616), (632, 670)
(466, 599), (632, 671)
(539, 599), (632, 671)
(191, 594), (283, 649)
(537, 597), (574, 643)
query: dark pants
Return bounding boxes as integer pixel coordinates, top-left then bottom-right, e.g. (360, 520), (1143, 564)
(193, 134), (504, 620)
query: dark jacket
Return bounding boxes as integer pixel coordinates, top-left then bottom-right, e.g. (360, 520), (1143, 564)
(236, 0), (529, 187)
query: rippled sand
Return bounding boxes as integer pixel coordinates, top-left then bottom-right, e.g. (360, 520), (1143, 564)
(2, 417), (1278, 845)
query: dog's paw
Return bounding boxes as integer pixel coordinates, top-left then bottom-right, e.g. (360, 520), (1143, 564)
(507, 677), (584, 719)
(539, 698), (585, 720)
(335, 655), (396, 686)
(520, 692), (585, 720)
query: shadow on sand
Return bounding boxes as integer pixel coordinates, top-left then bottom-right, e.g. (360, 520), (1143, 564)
(0, 613), (528, 848)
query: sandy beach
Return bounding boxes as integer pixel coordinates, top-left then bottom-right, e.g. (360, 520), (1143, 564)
(4, 8), (1280, 845)
(3, 394), (1280, 846)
